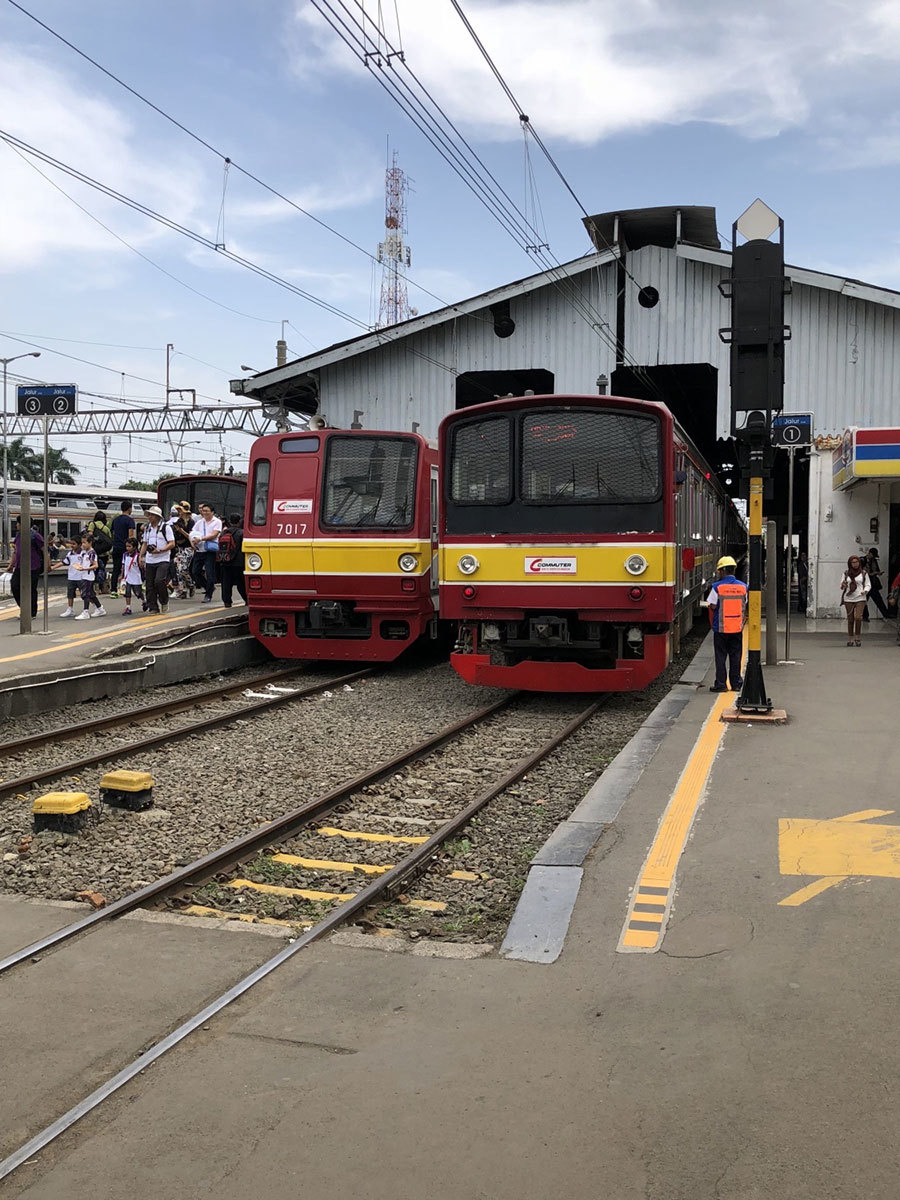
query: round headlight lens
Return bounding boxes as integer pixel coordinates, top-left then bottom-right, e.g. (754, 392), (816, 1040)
(458, 554), (480, 575)
(398, 553), (418, 573)
(246, 553), (263, 570)
(625, 553), (648, 576)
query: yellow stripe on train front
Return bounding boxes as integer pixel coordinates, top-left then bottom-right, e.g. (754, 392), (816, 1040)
(439, 542), (676, 585)
(242, 538), (432, 577)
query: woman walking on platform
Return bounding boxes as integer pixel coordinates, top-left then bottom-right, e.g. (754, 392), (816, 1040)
(840, 554), (870, 646)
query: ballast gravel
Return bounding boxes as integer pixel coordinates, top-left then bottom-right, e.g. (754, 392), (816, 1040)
(0, 660), (506, 904)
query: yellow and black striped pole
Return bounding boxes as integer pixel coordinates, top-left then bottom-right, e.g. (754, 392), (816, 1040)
(737, 452), (771, 713)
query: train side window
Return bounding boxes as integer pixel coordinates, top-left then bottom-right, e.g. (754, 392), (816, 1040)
(251, 459), (270, 526)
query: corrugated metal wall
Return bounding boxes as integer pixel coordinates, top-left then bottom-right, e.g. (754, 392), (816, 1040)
(317, 245), (900, 442)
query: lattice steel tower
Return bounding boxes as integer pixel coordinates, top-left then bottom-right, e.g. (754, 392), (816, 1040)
(377, 150), (412, 327)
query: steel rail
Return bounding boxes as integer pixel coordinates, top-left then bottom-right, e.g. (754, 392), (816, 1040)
(0, 697), (600, 1184)
(0, 662), (327, 757)
(0, 666), (376, 800)
(0, 695), (513, 976)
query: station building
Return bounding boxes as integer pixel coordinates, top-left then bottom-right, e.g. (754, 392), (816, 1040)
(231, 205), (900, 618)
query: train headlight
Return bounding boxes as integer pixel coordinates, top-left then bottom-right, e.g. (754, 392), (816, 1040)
(398, 553), (418, 573)
(458, 554), (480, 575)
(625, 553), (648, 576)
(246, 553), (263, 570)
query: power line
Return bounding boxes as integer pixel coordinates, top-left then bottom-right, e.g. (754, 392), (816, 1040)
(3, 0), (487, 327)
(2, 139), (279, 325)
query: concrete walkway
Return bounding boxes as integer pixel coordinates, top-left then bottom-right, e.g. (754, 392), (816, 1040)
(3, 619), (900, 1199)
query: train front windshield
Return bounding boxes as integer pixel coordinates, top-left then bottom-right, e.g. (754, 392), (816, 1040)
(446, 408), (663, 535)
(322, 436), (418, 530)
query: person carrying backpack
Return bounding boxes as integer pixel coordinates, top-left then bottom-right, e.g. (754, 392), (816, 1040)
(87, 510), (113, 594)
(217, 512), (246, 607)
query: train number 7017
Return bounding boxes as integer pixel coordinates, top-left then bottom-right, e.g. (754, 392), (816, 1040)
(275, 522), (307, 536)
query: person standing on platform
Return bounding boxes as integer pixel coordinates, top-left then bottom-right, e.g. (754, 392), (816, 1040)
(706, 555), (747, 693)
(86, 510), (113, 595)
(55, 535), (83, 617)
(862, 547), (890, 620)
(109, 501), (135, 597)
(73, 534), (106, 620)
(139, 505), (175, 615)
(9, 519), (44, 620)
(840, 554), (870, 646)
(172, 503), (195, 599)
(120, 537), (145, 615)
(218, 512), (247, 608)
(190, 502), (222, 603)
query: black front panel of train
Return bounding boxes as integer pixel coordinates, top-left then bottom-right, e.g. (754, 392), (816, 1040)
(445, 409), (664, 535)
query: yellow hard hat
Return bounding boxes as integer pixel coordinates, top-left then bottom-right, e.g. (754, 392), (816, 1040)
(716, 555), (737, 570)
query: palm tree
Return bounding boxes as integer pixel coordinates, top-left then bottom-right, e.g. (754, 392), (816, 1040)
(44, 446), (80, 486)
(5, 439), (41, 482)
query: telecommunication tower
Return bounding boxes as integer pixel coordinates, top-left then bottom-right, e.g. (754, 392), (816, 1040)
(377, 151), (412, 327)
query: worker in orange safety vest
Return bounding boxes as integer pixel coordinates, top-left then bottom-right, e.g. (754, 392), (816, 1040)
(706, 555), (747, 693)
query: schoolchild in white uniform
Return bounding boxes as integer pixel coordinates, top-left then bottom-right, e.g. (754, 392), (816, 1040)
(56, 537), (84, 617)
(74, 534), (106, 620)
(121, 537), (145, 615)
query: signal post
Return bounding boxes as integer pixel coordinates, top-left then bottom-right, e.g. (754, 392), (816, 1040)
(718, 201), (789, 721)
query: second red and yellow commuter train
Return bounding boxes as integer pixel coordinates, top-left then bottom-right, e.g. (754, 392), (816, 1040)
(243, 395), (743, 690)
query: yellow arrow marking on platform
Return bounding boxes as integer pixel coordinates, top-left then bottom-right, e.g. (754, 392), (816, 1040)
(778, 808), (896, 906)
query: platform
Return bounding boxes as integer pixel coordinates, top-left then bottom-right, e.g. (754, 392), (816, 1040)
(2, 617), (900, 1198)
(0, 593), (270, 717)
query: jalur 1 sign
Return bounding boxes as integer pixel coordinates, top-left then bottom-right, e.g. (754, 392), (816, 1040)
(772, 412), (813, 447)
(15, 384), (78, 417)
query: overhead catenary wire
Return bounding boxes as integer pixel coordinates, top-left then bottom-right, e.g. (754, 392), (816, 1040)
(4, 0), (492, 327)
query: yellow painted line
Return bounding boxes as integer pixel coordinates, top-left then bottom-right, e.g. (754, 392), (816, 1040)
(182, 903), (298, 927)
(227, 878), (446, 911)
(272, 853), (389, 876)
(778, 877), (847, 907)
(271, 852), (483, 882)
(0, 604), (226, 664)
(618, 689), (734, 953)
(776, 809), (896, 907)
(315, 826), (429, 845)
(778, 817), (900, 879)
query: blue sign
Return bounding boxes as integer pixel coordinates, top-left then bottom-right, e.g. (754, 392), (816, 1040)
(772, 411), (813, 447)
(16, 384), (78, 417)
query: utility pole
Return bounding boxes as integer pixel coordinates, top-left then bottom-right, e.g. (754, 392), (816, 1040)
(719, 199), (790, 718)
(102, 435), (112, 489)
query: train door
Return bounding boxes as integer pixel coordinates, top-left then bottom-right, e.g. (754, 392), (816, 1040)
(430, 465), (439, 605)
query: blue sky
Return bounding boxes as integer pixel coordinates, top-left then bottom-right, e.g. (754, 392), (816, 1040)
(1, 0), (899, 487)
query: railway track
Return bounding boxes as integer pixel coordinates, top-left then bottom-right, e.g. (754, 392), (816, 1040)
(0, 693), (602, 1182)
(0, 662), (376, 800)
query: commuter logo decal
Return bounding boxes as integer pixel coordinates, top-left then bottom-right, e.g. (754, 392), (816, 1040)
(524, 557), (577, 575)
(273, 500), (313, 513)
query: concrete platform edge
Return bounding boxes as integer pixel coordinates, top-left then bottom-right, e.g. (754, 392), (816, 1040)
(500, 634), (710, 963)
(0, 633), (270, 719)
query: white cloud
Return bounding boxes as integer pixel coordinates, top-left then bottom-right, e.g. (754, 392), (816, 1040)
(293, 0), (900, 149)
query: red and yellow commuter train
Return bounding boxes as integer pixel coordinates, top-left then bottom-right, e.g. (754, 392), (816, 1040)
(243, 427), (438, 661)
(243, 395), (743, 689)
(439, 393), (744, 692)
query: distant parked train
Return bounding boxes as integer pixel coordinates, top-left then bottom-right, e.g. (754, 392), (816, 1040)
(439, 393), (744, 692)
(243, 428), (438, 661)
(157, 473), (246, 520)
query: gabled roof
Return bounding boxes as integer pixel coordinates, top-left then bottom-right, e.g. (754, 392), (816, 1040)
(230, 248), (616, 396)
(231, 231), (900, 401)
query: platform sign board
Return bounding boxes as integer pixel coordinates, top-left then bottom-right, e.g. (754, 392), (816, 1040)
(772, 412), (812, 447)
(15, 384), (77, 417)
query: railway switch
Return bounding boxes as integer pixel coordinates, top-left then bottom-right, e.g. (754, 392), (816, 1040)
(99, 770), (155, 812)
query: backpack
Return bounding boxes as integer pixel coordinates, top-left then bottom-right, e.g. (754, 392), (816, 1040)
(87, 523), (112, 556)
(217, 529), (237, 564)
